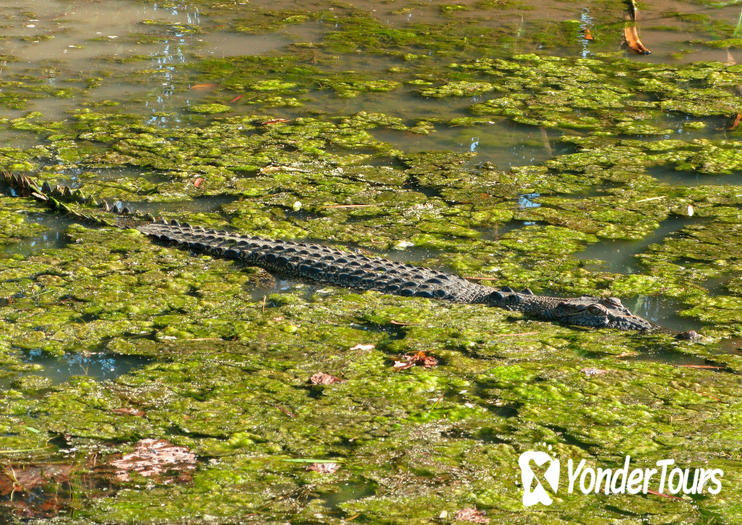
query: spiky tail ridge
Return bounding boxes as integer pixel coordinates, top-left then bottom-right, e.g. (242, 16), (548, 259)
(2, 171), (136, 227)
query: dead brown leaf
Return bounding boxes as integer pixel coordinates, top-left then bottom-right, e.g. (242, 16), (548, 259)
(393, 351), (438, 371)
(307, 462), (340, 474)
(624, 24), (651, 54)
(0, 464), (74, 496)
(310, 372), (344, 385)
(728, 113), (741, 131)
(111, 408), (145, 417)
(581, 367), (609, 377)
(108, 439), (196, 483)
(190, 83), (217, 91)
(454, 507), (490, 524)
(624, 0), (651, 55)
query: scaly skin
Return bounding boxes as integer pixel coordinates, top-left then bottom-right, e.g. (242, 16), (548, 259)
(2, 172), (657, 331)
(139, 220), (655, 331)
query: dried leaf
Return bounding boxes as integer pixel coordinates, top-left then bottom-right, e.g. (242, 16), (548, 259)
(349, 343), (375, 351)
(392, 359), (415, 371)
(581, 367), (609, 377)
(230, 94), (244, 102)
(728, 113), (741, 131)
(310, 372), (343, 385)
(393, 351), (438, 370)
(111, 407), (145, 417)
(0, 464), (73, 495)
(108, 439), (196, 483)
(193, 177), (204, 188)
(624, 24), (651, 54)
(262, 118), (290, 125)
(624, 0), (651, 55)
(584, 28), (594, 41)
(454, 507), (490, 524)
(306, 462), (340, 474)
(190, 83), (217, 91)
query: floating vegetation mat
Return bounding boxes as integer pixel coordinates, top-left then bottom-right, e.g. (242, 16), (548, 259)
(0, 0), (740, 522)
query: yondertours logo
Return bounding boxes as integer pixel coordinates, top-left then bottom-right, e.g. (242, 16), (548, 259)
(518, 449), (723, 507)
(519, 450), (561, 506)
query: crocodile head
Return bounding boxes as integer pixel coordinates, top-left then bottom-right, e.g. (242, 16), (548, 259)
(485, 290), (655, 331)
(547, 296), (655, 331)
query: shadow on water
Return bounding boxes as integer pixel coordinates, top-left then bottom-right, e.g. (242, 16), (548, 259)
(318, 479), (378, 513)
(20, 350), (149, 385)
(630, 349), (714, 368)
(117, 194), (238, 215)
(649, 166), (742, 187)
(3, 227), (68, 257)
(626, 294), (703, 333)
(1, 214), (75, 257)
(578, 216), (699, 274)
(715, 337), (742, 357)
(372, 123), (566, 169)
(475, 220), (529, 241)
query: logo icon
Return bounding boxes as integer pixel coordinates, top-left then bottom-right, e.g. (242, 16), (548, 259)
(519, 451), (560, 506)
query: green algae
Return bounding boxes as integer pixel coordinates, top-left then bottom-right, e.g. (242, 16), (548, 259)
(187, 103), (231, 114)
(419, 81), (495, 98)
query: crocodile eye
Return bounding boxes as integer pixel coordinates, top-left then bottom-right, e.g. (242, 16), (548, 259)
(603, 297), (622, 307)
(588, 304), (607, 315)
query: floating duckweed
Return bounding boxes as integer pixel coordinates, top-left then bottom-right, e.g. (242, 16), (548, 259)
(188, 103), (232, 114)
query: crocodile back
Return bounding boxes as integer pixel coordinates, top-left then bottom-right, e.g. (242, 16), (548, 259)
(139, 221), (490, 303)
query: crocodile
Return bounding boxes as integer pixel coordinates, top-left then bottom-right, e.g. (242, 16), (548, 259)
(1, 172), (663, 332)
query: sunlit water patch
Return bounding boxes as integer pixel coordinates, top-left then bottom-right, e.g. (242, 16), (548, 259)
(20, 350), (149, 385)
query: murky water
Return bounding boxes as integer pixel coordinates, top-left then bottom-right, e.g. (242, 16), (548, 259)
(1, 214), (73, 256)
(578, 216), (699, 274)
(627, 294), (704, 333)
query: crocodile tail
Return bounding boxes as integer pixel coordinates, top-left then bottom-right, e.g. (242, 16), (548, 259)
(1, 171), (43, 198)
(3, 172), (72, 211)
(2, 171), (118, 227)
